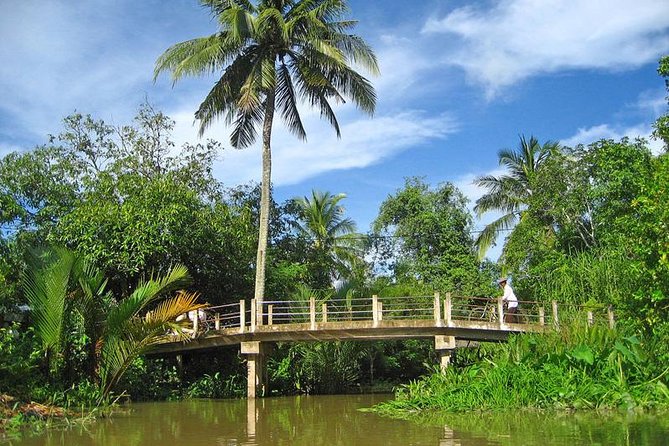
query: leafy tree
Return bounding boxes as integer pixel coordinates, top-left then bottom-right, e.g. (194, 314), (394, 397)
(627, 152), (669, 329)
(474, 135), (559, 259)
(372, 177), (490, 295)
(154, 0), (379, 309)
(53, 173), (256, 303)
(292, 190), (363, 288)
(0, 146), (80, 237)
(23, 247), (205, 400)
(505, 138), (655, 303)
(1, 105), (259, 305)
(652, 55), (669, 151)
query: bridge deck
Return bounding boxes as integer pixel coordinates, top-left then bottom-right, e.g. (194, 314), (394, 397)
(151, 294), (615, 398)
(151, 319), (541, 354)
(152, 294), (614, 355)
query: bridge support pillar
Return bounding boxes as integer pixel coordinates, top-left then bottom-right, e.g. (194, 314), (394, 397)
(434, 335), (456, 373)
(241, 341), (272, 398)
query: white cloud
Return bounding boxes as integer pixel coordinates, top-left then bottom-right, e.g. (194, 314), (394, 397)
(169, 103), (458, 186)
(561, 89), (667, 153)
(373, 35), (435, 101)
(0, 0), (209, 144)
(635, 90), (668, 117)
(561, 123), (664, 154)
(423, 0), (669, 95)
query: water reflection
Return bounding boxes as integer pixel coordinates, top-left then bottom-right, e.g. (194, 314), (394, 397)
(7, 395), (669, 446)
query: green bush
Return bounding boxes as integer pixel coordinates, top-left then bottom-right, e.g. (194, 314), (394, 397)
(374, 324), (669, 415)
(185, 372), (244, 399)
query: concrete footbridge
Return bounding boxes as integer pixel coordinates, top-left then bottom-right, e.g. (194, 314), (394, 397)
(152, 294), (616, 397)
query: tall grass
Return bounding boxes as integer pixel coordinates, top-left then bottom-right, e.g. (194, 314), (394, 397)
(527, 250), (636, 306)
(373, 324), (669, 415)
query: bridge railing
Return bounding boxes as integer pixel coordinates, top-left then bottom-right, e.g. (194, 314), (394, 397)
(185, 294), (615, 337)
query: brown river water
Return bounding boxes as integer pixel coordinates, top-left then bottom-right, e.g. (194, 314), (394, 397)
(6, 394), (669, 445)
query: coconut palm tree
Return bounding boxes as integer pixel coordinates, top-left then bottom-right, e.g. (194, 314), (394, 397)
(293, 190), (363, 286)
(473, 135), (559, 259)
(23, 247), (205, 400)
(154, 0), (378, 312)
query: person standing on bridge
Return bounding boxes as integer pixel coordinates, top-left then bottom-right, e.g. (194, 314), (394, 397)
(498, 278), (518, 323)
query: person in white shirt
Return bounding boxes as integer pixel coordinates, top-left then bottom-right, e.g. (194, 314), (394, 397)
(498, 277), (518, 323)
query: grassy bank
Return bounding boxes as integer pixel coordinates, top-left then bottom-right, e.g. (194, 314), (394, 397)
(0, 394), (102, 441)
(372, 325), (669, 416)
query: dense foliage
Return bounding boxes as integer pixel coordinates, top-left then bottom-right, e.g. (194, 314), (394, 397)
(372, 177), (498, 296)
(154, 0), (379, 305)
(373, 56), (669, 416)
(374, 325), (669, 414)
(2, 52), (669, 432)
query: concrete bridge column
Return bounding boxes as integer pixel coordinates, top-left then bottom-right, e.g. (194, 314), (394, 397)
(434, 335), (456, 372)
(241, 341), (272, 398)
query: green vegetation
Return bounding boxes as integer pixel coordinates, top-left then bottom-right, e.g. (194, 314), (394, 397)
(154, 0), (378, 306)
(23, 248), (204, 400)
(371, 56), (669, 417)
(473, 135), (558, 259)
(374, 325), (669, 414)
(1, 6), (669, 433)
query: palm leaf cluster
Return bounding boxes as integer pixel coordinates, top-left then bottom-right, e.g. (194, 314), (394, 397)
(293, 190), (363, 283)
(23, 248), (205, 400)
(473, 136), (559, 258)
(155, 0), (378, 303)
(154, 0), (379, 147)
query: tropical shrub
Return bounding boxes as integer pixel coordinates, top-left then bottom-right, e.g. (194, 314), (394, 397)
(374, 325), (669, 414)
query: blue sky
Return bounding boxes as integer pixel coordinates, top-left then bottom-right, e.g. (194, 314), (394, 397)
(1, 0), (669, 259)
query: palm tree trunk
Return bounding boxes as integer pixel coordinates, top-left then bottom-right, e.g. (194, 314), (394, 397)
(254, 89), (276, 323)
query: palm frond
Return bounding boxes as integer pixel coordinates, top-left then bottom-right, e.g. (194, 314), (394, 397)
(23, 247), (76, 357)
(200, 0), (257, 16)
(104, 265), (190, 338)
(219, 4), (256, 41)
(276, 62), (307, 140)
(194, 49), (262, 140)
(474, 212), (519, 259)
(330, 33), (379, 75)
(99, 290), (204, 399)
(153, 35), (240, 84)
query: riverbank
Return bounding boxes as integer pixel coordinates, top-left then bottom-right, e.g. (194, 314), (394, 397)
(0, 394), (66, 439)
(0, 394), (103, 442)
(371, 326), (669, 416)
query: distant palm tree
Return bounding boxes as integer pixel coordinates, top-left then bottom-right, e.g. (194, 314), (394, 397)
(154, 0), (378, 311)
(23, 248), (205, 400)
(293, 190), (362, 285)
(474, 136), (559, 258)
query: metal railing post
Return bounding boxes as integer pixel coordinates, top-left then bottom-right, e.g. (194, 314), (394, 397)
(608, 306), (615, 329)
(214, 313), (220, 330)
(372, 295), (379, 327)
(497, 296), (504, 328)
(322, 303), (328, 323)
(268, 304), (273, 326)
(539, 307), (545, 326)
(250, 299), (257, 332)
